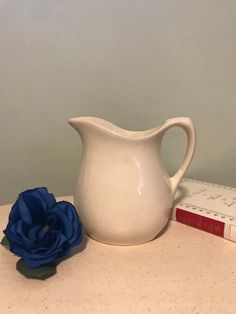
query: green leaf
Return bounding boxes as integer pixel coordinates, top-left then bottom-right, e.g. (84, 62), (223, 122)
(16, 259), (57, 280)
(1, 236), (10, 250)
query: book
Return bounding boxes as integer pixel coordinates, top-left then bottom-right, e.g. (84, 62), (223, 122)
(171, 178), (236, 242)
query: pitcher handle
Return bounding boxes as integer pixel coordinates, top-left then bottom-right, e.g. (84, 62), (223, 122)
(159, 117), (196, 197)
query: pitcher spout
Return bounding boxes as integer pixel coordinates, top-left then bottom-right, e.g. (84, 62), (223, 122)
(68, 116), (164, 141)
(68, 117), (84, 134)
(68, 116), (118, 140)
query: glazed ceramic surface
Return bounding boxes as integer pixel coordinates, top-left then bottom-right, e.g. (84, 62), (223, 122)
(69, 117), (196, 245)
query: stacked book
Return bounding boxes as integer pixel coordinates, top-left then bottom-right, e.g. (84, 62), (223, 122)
(171, 178), (236, 242)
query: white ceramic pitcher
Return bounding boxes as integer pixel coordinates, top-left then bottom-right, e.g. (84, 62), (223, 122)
(69, 116), (196, 245)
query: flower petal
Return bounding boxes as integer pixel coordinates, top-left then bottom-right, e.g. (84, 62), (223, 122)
(28, 225), (43, 243)
(15, 221), (33, 248)
(37, 188), (56, 210)
(22, 190), (48, 225)
(17, 195), (33, 225)
(7, 202), (20, 225)
(49, 201), (77, 239)
(4, 227), (24, 248)
(22, 250), (61, 268)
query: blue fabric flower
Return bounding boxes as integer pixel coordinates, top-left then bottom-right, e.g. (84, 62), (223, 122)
(4, 188), (83, 268)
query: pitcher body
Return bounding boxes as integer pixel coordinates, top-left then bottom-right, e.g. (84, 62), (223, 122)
(69, 117), (196, 245)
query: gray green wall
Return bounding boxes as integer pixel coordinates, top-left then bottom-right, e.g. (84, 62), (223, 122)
(1, 0), (235, 204)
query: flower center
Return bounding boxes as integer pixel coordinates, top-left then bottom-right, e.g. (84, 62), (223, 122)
(43, 224), (50, 232)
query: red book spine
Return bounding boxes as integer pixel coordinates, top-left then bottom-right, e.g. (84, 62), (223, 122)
(175, 208), (225, 237)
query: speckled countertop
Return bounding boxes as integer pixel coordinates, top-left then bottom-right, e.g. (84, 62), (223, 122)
(0, 196), (235, 314)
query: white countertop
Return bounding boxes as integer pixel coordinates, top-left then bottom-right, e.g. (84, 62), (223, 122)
(0, 196), (235, 314)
